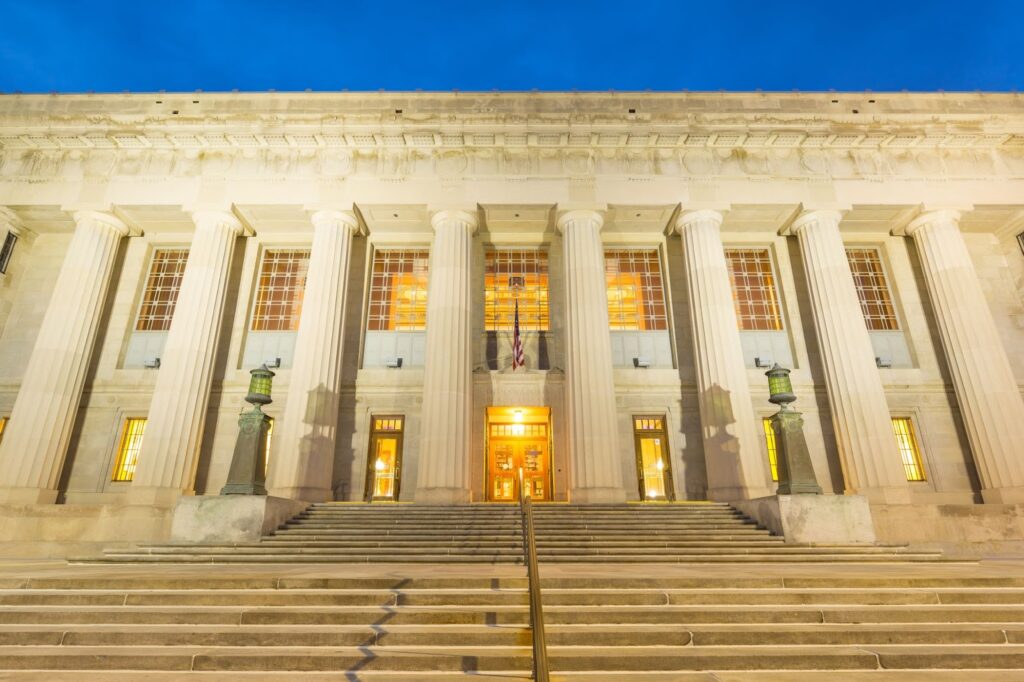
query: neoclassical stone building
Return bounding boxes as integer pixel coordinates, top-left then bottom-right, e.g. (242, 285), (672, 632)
(0, 91), (1022, 550)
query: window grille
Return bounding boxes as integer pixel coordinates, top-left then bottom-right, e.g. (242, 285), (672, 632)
(892, 417), (926, 482)
(725, 249), (783, 331)
(251, 249), (310, 331)
(367, 250), (430, 331)
(763, 418), (779, 482)
(0, 231), (16, 274)
(634, 417), (664, 431)
(604, 250), (669, 331)
(373, 417), (404, 432)
(112, 418), (146, 482)
(484, 250), (549, 331)
(846, 248), (900, 331)
(136, 249), (189, 331)
(490, 423), (547, 439)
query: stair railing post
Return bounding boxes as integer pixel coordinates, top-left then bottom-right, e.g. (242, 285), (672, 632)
(518, 467), (549, 681)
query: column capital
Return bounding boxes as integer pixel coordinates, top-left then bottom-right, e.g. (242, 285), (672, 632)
(429, 208), (479, 234)
(72, 210), (133, 238)
(555, 208), (605, 234)
(675, 209), (725, 233)
(900, 208), (962, 237)
(190, 209), (248, 236)
(784, 208), (844, 236)
(0, 207), (25, 236)
(310, 209), (360, 234)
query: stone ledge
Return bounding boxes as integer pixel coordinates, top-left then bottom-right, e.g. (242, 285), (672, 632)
(0, 503), (173, 558)
(169, 496), (309, 544)
(733, 495), (876, 545)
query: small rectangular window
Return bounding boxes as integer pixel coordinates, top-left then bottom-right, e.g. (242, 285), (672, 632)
(847, 248), (899, 331)
(0, 231), (16, 274)
(634, 417), (664, 431)
(112, 418), (147, 482)
(726, 249), (784, 331)
(763, 418), (779, 482)
(892, 417), (926, 482)
(263, 417), (274, 472)
(605, 250), (668, 331)
(367, 250), (430, 331)
(0, 417), (7, 447)
(251, 249), (311, 331)
(485, 250), (549, 331)
(136, 249), (189, 331)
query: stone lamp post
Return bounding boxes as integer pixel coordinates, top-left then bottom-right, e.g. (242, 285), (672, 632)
(765, 364), (822, 495)
(220, 364), (275, 495)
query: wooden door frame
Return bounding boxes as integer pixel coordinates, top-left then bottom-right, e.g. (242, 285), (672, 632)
(364, 415), (405, 502)
(484, 407), (553, 502)
(632, 415), (675, 502)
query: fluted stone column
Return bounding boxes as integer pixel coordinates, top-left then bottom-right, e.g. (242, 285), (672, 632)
(557, 209), (626, 504)
(901, 210), (1024, 504)
(268, 210), (358, 502)
(677, 210), (772, 501)
(415, 209), (477, 504)
(0, 211), (132, 504)
(785, 210), (910, 504)
(128, 210), (247, 506)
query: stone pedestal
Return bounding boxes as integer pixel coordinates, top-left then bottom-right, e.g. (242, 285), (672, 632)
(734, 494), (876, 545)
(415, 209), (477, 504)
(129, 210), (248, 506)
(676, 210), (772, 501)
(557, 209), (626, 504)
(0, 211), (132, 504)
(785, 210), (910, 505)
(169, 495), (308, 544)
(771, 409), (823, 495)
(900, 210), (1024, 505)
(268, 210), (358, 502)
(220, 409), (271, 496)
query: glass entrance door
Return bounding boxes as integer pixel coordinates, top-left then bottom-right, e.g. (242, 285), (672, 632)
(487, 407), (551, 502)
(633, 416), (675, 501)
(365, 416), (404, 501)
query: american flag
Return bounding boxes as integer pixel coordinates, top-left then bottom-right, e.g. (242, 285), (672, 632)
(512, 299), (525, 370)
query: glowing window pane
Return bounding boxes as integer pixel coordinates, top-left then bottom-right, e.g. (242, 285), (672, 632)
(484, 250), (549, 331)
(367, 250), (430, 331)
(725, 249), (783, 331)
(847, 248), (900, 331)
(604, 250), (668, 331)
(0, 417), (7, 447)
(763, 418), (779, 482)
(892, 417), (926, 482)
(251, 249), (311, 331)
(263, 417), (274, 472)
(136, 249), (189, 331)
(112, 418), (147, 482)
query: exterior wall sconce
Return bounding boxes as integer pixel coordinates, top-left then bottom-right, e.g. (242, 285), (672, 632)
(143, 357), (161, 369)
(765, 363), (822, 495)
(221, 363), (275, 495)
(264, 357), (281, 369)
(385, 357), (403, 369)
(633, 357), (650, 369)
(875, 356), (893, 369)
(754, 356), (773, 369)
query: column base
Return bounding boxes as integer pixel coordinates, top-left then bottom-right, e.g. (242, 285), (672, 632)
(981, 487), (1024, 505)
(266, 486), (334, 503)
(0, 487), (59, 505)
(852, 485), (913, 505)
(707, 485), (774, 503)
(125, 486), (187, 508)
(570, 487), (627, 505)
(414, 487), (472, 505)
(733, 494), (877, 545)
(170, 495), (309, 544)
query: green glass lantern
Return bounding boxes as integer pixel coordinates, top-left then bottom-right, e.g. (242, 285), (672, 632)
(765, 363), (796, 407)
(246, 364), (275, 406)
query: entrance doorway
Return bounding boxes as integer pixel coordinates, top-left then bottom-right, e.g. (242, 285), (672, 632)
(486, 406), (551, 501)
(633, 416), (675, 501)
(364, 416), (404, 501)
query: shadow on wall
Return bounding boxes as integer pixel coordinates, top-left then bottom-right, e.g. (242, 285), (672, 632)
(698, 383), (747, 500)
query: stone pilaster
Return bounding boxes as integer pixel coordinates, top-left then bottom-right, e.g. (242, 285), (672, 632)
(128, 210), (247, 506)
(901, 210), (1024, 504)
(676, 209), (772, 500)
(0, 210), (131, 503)
(786, 210), (911, 504)
(557, 209), (626, 504)
(268, 210), (359, 502)
(415, 209), (477, 504)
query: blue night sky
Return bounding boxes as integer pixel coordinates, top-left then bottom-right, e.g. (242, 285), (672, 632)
(0, 0), (1020, 93)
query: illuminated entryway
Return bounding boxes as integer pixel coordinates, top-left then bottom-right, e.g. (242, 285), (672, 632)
(633, 416), (675, 501)
(486, 406), (551, 501)
(364, 416), (404, 501)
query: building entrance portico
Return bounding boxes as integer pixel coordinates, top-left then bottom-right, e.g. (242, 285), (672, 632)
(486, 406), (552, 501)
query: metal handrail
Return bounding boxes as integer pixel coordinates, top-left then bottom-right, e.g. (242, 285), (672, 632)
(518, 467), (550, 682)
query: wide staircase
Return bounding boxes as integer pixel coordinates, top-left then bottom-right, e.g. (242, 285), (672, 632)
(92, 502), (944, 564)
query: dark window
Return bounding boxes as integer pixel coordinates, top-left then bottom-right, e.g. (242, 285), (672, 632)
(0, 232), (16, 274)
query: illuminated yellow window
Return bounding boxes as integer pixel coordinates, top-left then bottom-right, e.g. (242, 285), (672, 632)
(112, 418), (146, 482)
(263, 417), (274, 472)
(763, 418), (779, 482)
(373, 418), (404, 432)
(0, 417), (7, 446)
(605, 250), (668, 331)
(484, 250), (549, 331)
(726, 249), (783, 331)
(892, 417), (926, 482)
(252, 249), (311, 331)
(367, 250), (430, 331)
(847, 248), (900, 331)
(633, 417), (664, 431)
(136, 249), (189, 331)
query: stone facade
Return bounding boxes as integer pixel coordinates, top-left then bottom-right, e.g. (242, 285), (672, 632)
(0, 92), (1022, 543)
